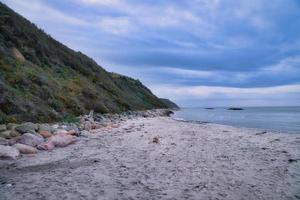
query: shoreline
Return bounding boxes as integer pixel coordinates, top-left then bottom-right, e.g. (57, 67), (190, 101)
(171, 117), (299, 135)
(1, 115), (300, 199)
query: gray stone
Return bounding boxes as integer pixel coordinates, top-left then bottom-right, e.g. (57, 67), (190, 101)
(15, 123), (38, 134)
(6, 123), (17, 130)
(38, 124), (55, 133)
(0, 131), (11, 139)
(0, 124), (6, 132)
(10, 130), (21, 137)
(17, 133), (44, 147)
(0, 138), (9, 145)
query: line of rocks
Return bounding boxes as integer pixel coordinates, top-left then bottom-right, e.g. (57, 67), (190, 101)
(0, 109), (173, 159)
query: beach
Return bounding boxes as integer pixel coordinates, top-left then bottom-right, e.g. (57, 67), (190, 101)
(1, 116), (300, 200)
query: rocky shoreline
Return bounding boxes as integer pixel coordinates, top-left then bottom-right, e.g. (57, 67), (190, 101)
(0, 109), (173, 160)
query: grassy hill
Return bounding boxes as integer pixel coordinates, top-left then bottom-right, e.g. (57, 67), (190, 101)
(0, 2), (169, 123)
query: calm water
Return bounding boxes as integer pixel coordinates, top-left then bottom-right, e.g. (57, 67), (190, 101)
(172, 107), (300, 133)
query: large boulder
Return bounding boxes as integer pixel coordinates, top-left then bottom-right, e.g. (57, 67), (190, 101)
(17, 133), (44, 147)
(48, 133), (76, 147)
(13, 143), (38, 154)
(0, 131), (11, 139)
(15, 122), (38, 135)
(0, 145), (19, 159)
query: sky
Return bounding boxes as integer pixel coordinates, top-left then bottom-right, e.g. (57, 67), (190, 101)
(2, 0), (300, 107)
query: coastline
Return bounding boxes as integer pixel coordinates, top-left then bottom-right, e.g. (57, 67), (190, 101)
(1, 115), (300, 200)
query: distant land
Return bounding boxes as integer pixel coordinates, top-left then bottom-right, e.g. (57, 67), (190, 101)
(0, 3), (177, 123)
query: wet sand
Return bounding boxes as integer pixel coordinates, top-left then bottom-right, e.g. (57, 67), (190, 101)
(1, 117), (300, 200)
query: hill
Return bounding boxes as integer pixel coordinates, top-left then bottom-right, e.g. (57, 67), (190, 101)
(159, 98), (179, 109)
(0, 2), (170, 123)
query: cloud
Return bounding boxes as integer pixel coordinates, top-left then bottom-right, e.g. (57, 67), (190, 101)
(3, 0), (88, 26)
(79, 0), (121, 6)
(159, 67), (214, 78)
(150, 84), (300, 106)
(97, 17), (133, 35)
(151, 84), (300, 98)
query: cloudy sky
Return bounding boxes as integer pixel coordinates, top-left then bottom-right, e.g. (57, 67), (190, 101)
(2, 0), (300, 107)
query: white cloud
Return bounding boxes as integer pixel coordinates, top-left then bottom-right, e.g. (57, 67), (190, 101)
(149, 84), (300, 107)
(160, 67), (214, 78)
(97, 17), (133, 35)
(3, 0), (88, 26)
(151, 84), (300, 98)
(79, 0), (122, 6)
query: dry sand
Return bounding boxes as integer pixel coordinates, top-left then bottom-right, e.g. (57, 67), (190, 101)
(0, 117), (300, 200)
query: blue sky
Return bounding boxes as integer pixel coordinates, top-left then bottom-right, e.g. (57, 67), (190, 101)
(2, 0), (300, 107)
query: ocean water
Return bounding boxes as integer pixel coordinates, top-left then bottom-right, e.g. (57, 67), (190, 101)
(172, 107), (300, 133)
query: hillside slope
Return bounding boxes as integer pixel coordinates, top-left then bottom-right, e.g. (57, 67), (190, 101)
(159, 98), (179, 109)
(0, 2), (167, 123)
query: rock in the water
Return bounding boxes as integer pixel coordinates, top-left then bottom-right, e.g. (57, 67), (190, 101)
(0, 131), (11, 139)
(39, 130), (52, 138)
(0, 145), (19, 159)
(228, 107), (244, 111)
(13, 143), (38, 154)
(15, 123), (38, 134)
(48, 133), (76, 147)
(0, 124), (6, 132)
(37, 141), (55, 151)
(17, 133), (44, 147)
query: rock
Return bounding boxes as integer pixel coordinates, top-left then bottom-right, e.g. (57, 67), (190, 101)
(13, 143), (38, 154)
(38, 124), (55, 133)
(228, 107), (244, 111)
(39, 130), (52, 138)
(8, 137), (20, 146)
(15, 123), (38, 134)
(80, 130), (90, 138)
(83, 121), (92, 131)
(67, 129), (80, 136)
(152, 137), (160, 144)
(17, 133), (44, 147)
(54, 129), (68, 135)
(0, 124), (6, 132)
(37, 141), (55, 151)
(0, 131), (11, 139)
(48, 133), (76, 147)
(0, 138), (9, 145)
(52, 124), (59, 129)
(10, 130), (21, 137)
(6, 123), (17, 130)
(0, 145), (19, 159)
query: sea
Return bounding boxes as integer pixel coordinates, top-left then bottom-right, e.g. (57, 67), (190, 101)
(172, 106), (300, 134)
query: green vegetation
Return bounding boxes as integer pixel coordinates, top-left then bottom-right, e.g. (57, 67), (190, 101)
(0, 2), (170, 123)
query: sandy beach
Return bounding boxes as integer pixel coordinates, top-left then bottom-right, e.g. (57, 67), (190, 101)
(1, 116), (300, 200)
